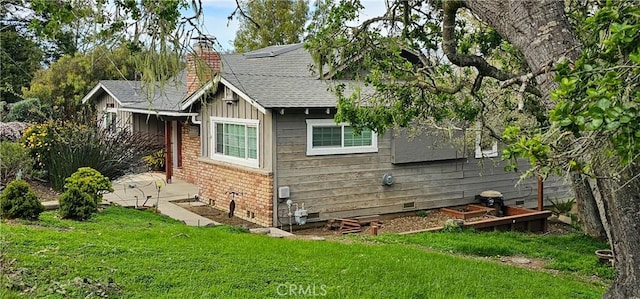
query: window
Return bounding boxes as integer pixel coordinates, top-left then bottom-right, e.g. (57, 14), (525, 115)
(104, 108), (117, 132)
(210, 117), (259, 167)
(475, 124), (498, 158)
(306, 119), (378, 156)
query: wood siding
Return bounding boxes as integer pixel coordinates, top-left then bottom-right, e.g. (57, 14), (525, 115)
(275, 112), (571, 223)
(132, 114), (164, 143)
(95, 93), (132, 131)
(198, 88), (273, 171)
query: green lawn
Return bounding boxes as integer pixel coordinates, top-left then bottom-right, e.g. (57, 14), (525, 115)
(1, 207), (608, 298)
(373, 229), (614, 280)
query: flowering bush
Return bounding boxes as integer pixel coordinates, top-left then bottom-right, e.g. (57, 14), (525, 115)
(0, 121), (30, 142)
(21, 121), (58, 169)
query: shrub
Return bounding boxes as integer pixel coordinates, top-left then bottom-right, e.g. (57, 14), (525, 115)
(0, 179), (44, 220)
(58, 187), (97, 221)
(0, 121), (30, 142)
(4, 98), (51, 123)
(64, 167), (113, 204)
(143, 150), (165, 171)
(441, 219), (464, 233)
(23, 121), (162, 191)
(0, 141), (33, 184)
(549, 198), (575, 215)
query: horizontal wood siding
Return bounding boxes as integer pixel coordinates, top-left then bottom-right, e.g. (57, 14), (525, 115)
(198, 89), (273, 171)
(275, 112), (571, 223)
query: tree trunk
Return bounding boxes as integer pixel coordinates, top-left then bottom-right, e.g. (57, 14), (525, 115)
(465, 0), (581, 100)
(571, 172), (607, 241)
(596, 167), (640, 299)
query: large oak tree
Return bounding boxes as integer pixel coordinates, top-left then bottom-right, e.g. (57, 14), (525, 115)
(306, 1), (639, 297)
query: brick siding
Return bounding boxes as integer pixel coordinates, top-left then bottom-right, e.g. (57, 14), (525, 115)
(174, 123), (273, 227)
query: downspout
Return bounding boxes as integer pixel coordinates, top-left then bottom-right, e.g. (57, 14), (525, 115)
(272, 111), (279, 227)
(191, 114), (202, 125)
(164, 121), (173, 184)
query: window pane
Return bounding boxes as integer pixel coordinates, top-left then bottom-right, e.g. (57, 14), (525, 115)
(344, 126), (372, 147)
(224, 124), (245, 158)
(216, 123), (224, 153)
(312, 126), (341, 147)
(247, 126), (257, 159)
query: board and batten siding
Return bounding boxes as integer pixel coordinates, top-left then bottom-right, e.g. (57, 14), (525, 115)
(198, 89), (273, 171)
(275, 112), (571, 223)
(95, 93), (133, 131)
(131, 114), (164, 143)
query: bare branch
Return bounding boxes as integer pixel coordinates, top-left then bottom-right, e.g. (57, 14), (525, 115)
(229, 0), (261, 29)
(442, 0), (542, 97)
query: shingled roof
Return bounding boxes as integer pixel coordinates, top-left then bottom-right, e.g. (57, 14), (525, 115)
(83, 44), (359, 114)
(218, 43), (342, 108)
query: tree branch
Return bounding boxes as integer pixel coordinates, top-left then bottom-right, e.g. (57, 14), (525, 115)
(442, 0), (542, 97)
(229, 0), (260, 29)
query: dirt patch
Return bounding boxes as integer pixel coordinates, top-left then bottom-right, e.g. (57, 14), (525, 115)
(178, 203), (263, 229)
(496, 256), (551, 272)
(27, 180), (59, 202)
(293, 209), (577, 237)
(545, 219), (579, 235)
(376, 211), (452, 234)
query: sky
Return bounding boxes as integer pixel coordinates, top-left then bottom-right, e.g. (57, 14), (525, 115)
(192, 0), (388, 51)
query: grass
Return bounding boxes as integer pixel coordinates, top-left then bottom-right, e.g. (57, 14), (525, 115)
(373, 229), (614, 280)
(1, 207), (608, 298)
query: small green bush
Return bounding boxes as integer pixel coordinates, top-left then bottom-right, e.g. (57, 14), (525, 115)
(441, 219), (464, 233)
(58, 187), (97, 221)
(549, 198), (575, 215)
(0, 141), (33, 184)
(0, 179), (44, 220)
(64, 167), (113, 204)
(143, 150), (165, 171)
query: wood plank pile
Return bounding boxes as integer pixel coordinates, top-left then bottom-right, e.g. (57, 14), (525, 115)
(327, 215), (382, 234)
(339, 218), (362, 234)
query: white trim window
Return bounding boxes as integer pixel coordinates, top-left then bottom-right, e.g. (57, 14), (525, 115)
(306, 119), (378, 156)
(475, 123), (498, 158)
(210, 117), (259, 168)
(104, 107), (118, 133)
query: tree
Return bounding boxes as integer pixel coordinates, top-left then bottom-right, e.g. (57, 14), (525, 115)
(22, 45), (138, 122)
(233, 0), (309, 53)
(306, 0), (639, 297)
(0, 23), (43, 103)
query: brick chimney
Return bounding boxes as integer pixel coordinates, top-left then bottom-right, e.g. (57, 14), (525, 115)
(186, 36), (221, 95)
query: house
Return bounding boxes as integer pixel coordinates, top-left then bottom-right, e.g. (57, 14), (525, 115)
(82, 40), (571, 227)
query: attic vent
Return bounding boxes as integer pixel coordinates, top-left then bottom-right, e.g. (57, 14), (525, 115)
(106, 103), (115, 108)
(308, 212), (320, 219)
(224, 87), (238, 104)
(403, 202), (415, 209)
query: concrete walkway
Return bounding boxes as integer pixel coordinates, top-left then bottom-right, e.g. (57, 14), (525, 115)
(43, 172), (218, 227)
(40, 172), (295, 237)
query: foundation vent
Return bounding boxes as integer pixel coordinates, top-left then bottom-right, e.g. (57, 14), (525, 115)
(403, 202), (415, 209)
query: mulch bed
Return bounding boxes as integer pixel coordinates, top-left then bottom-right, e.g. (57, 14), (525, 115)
(178, 203), (263, 229)
(28, 180), (59, 202)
